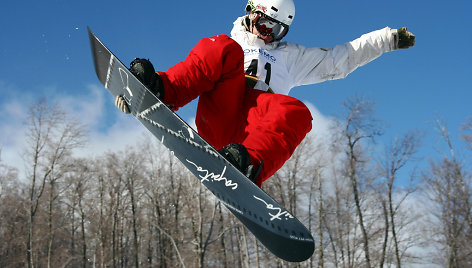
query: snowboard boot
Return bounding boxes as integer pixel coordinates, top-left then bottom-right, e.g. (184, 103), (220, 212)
(129, 58), (164, 99)
(218, 143), (263, 184)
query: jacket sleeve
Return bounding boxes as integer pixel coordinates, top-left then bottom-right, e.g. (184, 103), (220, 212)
(286, 27), (397, 87)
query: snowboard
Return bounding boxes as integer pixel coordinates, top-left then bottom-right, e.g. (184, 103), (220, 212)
(88, 27), (314, 262)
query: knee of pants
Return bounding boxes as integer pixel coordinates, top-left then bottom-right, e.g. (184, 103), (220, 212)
(244, 94), (313, 186)
(259, 95), (313, 151)
(190, 35), (245, 82)
(279, 97), (312, 129)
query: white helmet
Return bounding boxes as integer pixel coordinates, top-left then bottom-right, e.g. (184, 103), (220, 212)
(245, 0), (295, 26)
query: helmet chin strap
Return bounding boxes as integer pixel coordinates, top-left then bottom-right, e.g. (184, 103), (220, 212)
(243, 15), (256, 34)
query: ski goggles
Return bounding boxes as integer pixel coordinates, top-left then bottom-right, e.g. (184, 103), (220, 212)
(254, 12), (289, 41)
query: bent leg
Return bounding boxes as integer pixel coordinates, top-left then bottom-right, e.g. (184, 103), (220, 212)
(157, 35), (248, 148)
(242, 92), (313, 187)
(158, 35), (246, 111)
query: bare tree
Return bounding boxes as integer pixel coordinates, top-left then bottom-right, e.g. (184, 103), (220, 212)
(120, 150), (147, 268)
(461, 117), (472, 150)
(23, 100), (85, 268)
(378, 130), (422, 267)
(338, 96), (383, 268)
(103, 153), (127, 268)
(190, 182), (221, 268)
(4, 96), (465, 267)
(313, 167), (325, 268)
(63, 159), (93, 268)
(0, 147), (19, 200)
(423, 119), (472, 267)
(0, 150), (26, 267)
(142, 138), (193, 267)
(93, 159), (110, 268)
(269, 136), (315, 217)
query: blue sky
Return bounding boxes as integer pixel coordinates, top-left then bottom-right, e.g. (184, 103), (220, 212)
(1, 0), (471, 180)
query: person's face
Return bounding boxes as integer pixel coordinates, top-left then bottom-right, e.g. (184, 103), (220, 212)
(250, 24), (274, 44)
(249, 12), (288, 44)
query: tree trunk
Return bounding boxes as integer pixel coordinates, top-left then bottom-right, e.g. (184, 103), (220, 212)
(315, 171), (324, 268)
(349, 171), (371, 268)
(379, 200), (389, 268)
(47, 180), (55, 268)
(78, 186), (87, 268)
(128, 176), (140, 268)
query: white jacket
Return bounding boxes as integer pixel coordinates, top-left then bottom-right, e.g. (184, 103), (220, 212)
(230, 16), (398, 95)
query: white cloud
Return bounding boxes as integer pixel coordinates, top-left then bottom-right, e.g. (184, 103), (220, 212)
(302, 99), (345, 169)
(304, 100), (336, 139)
(0, 92), (31, 174)
(303, 100), (343, 155)
(187, 117), (197, 130)
(51, 84), (148, 159)
(75, 115), (145, 159)
(53, 84), (106, 129)
(0, 83), (147, 176)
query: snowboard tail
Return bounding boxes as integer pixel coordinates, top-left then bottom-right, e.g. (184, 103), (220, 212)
(88, 27), (314, 262)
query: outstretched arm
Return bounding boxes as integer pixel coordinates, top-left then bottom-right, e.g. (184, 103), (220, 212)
(287, 27), (416, 87)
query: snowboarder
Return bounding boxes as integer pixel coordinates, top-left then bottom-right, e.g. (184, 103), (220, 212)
(115, 0), (415, 187)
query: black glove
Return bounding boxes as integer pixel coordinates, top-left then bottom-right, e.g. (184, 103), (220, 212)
(397, 27), (415, 49)
(129, 58), (157, 88)
(129, 58), (163, 98)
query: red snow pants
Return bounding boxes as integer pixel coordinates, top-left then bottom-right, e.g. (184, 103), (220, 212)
(158, 35), (312, 187)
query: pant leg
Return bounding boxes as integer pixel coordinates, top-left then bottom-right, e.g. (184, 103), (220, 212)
(242, 91), (313, 187)
(158, 34), (248, 149)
